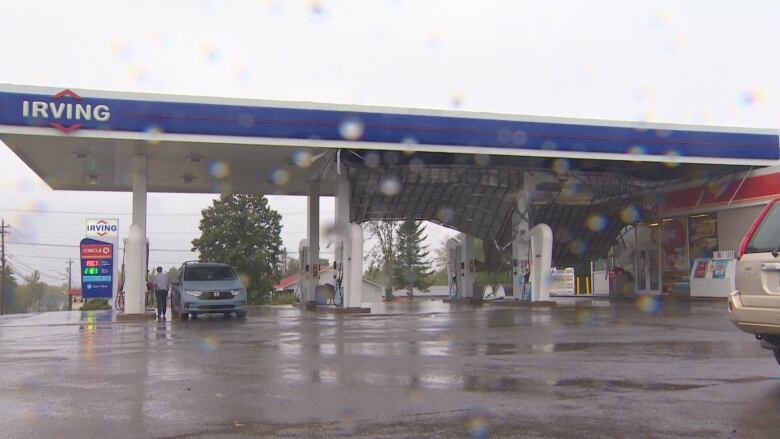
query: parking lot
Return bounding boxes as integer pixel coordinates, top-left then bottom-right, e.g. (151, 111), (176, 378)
(1, 298), (779, 438)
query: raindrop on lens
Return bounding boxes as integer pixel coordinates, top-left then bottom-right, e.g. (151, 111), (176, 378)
(552, 159), (570, 175)
(474, 154), (491, 167)
(383, 151), (400, 166)
(586, 214), (608, 232)
(379, 175), (401, 196)
(270, 168), (290, 186)
(364, 152), (381, 168)
(208, 161), (231, 179)
(628, 145), (647, 155)
(339, 117), (364, 141)
(436, 207), (455, 223)
(292, 150), (313, 168)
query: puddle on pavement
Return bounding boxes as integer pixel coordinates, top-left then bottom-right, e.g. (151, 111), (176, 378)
(554, 378), (705, 392)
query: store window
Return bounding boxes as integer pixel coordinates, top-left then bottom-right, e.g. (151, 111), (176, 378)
(688, 213), (718, 266)
(660, 217), (688, 294)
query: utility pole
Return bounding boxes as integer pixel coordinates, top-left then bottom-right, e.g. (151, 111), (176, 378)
(67, 258), (73, 311)
(1, 219), (8, 316)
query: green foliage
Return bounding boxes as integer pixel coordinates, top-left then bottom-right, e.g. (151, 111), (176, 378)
(365, 220), (399, 293)
(427, 268), (449, 286)
(80, 299), (111, 311)
(2, 266), (18, 313)
(192, 194), (284, 305)
(393, 220), (433, 295)
(269, 293), (298, 305)
(166, 267), (179, 282)
(285, 257), (300, 277)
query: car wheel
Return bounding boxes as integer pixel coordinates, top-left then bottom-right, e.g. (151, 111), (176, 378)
(236, 310), (247, 319)
(774, 349), (780, 367)
(223, 312), (231, 318)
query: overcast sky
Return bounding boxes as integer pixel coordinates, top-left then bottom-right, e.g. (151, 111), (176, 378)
(1, 0), (778, 285)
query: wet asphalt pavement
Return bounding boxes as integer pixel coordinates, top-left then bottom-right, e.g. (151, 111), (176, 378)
(1, 298), (779, 438)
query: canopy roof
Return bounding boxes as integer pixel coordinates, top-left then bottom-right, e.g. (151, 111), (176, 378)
(1, 84), (778, 269)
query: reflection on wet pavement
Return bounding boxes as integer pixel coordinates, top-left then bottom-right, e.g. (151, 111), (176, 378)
(1, 299), (780, 438)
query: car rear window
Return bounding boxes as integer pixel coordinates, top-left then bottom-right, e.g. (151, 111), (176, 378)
(184, 266), (237, 281)
(746, 204), (780, 254)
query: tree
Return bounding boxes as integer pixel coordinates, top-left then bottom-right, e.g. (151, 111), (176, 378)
(19, 271), (47, 312)
(2, 266), (17, 313)
(284, 257), (300, 277)
(393, 220), (433, 297)
(192, 194), (283, 304)
(365, 220), (400, 299)
(166, 267), (179, 282)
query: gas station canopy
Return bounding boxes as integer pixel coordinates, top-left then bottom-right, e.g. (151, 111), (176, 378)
(1, 84), (778, 268)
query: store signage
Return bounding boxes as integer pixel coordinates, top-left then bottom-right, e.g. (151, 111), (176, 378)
(86, 218), (119, 238)
(21, 89), (110, 133)
(80, 238), (114, 298)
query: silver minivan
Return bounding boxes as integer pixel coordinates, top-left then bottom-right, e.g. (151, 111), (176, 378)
(728, 199), (780, 366)
(171, 261), (247, 319)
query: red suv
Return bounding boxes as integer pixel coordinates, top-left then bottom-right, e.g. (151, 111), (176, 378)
(728, 199), (780, 366)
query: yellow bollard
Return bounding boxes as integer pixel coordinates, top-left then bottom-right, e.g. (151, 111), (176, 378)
(576, 276), (581, 295)
(586, 276), (591, 295)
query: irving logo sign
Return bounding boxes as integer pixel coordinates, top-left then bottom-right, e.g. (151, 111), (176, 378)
(21, 89), (110, 133)
(86, 218), (119, 238)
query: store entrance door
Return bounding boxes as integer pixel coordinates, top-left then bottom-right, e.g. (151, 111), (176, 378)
(636, 225), (661, 295)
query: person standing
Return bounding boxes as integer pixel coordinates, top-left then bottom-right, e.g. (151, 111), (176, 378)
(152, 266), (169, 319)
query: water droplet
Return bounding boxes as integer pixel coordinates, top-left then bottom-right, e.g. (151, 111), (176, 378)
(270, 168), (290, 186)
(512, 131), (528, 146)
(451, 93), (464, 108)
(339, 117), (364, 141)
(620, 206), (642, 223)
(663, 150), (681, 168)
(436, 207), (455, 223)
(569, 240), (587, 255)
(552, 159), (570, 175)
(143, 125), (164, 145)
(292, 150), (313, 168)
(636, 295), (662, 314)
(497, 129), (512, 144)
(409, 157), (425, 173)
(474, 154), (491, 167)
(383, 151), (400, 166)
(238, 113), (254, 128)
(379, 175), (401, 196)
(364, 151), (381, 168)
(627, 145), (647, 155)
(208, 161), (231, 179)
(586, 214), (608, 232)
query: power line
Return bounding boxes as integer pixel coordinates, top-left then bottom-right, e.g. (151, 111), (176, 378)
(7, 254), (74, 260)
(9, 241), (197, 253)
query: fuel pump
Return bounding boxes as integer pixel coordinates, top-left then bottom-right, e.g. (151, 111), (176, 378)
(297, 239), (310, 302)
(333, 239), (345, 306)
(446, 237), (462, 298)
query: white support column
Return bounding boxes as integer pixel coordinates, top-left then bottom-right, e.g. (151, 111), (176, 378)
(347, 224), (363, 308)
(125, 155), (147, 314)
(305, 181), (320, 304)
(460, 234), (475, 298)
(335, 174), (355, 308)
(530, 223), (553, 302)
(512, 172), (537, 301)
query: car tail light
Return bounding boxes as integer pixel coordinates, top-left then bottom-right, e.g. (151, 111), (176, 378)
(737, 199), (778, 259)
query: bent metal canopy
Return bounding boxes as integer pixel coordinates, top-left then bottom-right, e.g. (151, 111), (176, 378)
(1, 84), (778, 269)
